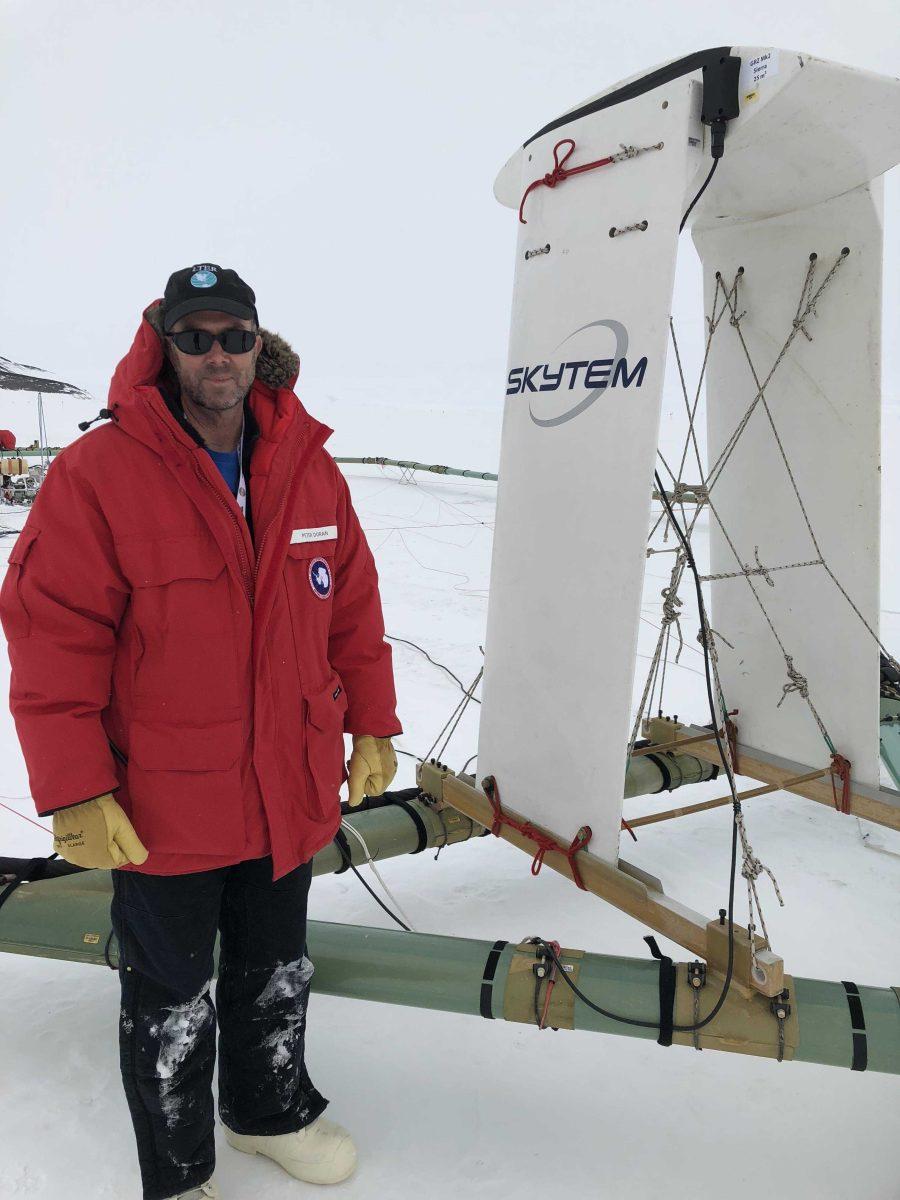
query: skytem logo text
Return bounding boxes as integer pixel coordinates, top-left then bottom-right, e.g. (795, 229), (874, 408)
(506, 356), (646, 395)
(509, 318), (648, 427)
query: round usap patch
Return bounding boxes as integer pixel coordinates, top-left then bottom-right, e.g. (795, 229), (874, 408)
(308, 557), (332, 599)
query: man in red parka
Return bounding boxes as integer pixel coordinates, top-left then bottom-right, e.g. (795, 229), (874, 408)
(0, 264), (401, 1200)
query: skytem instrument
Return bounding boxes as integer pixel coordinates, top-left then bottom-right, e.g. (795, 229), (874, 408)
(2, 48), (900, 1075)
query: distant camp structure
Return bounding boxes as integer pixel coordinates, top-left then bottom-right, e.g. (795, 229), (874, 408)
(0, 352), (82, 505)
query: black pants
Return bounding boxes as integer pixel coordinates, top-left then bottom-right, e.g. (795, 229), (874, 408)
(111, 856), (328, 1200)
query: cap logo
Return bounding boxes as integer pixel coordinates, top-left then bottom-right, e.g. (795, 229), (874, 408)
(190, 268), (218, 289)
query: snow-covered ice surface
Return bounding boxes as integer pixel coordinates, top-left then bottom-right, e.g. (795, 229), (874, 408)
(1, 379), (898, 1200)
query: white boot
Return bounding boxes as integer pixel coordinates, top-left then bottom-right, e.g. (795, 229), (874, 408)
(224, 1115), (357, 1184)
(164, 1181), (220, 1199)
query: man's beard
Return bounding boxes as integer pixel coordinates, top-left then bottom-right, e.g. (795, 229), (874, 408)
(180, 372), (250, 412)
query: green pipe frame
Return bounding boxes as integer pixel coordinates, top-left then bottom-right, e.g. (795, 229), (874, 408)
(1, 861), (896, 1074)
(333, 456), (498, 481)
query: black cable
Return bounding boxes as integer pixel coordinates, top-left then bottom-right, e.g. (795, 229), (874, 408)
(529, 474), (741, 1034)
(347, 861), (411, 932)
(679, 157), (719, 233)
(104, 927), (117, 970)
(385, 635), (481, 705)
(679, 120), (726, 234)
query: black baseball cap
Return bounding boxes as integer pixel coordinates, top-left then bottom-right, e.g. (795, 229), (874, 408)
(162, 263), (258, 332)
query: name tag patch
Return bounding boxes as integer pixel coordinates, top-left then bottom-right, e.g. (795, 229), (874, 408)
(291, 525), (337, 544)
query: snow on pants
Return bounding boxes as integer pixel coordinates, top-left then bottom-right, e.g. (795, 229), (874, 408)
(110, 856), (328, 1200)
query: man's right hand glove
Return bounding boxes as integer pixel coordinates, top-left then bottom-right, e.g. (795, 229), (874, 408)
(52, 793), (149, 869)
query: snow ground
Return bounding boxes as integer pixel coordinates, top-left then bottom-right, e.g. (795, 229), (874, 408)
(1, 381), (898, 1200)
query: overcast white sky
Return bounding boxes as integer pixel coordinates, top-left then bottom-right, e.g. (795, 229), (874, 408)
(1, 1), (898, 445)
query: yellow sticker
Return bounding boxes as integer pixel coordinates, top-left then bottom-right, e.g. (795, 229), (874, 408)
(83, 933), (101, 945)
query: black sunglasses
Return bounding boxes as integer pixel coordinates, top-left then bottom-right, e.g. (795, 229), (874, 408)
(166, 328), (258, 356)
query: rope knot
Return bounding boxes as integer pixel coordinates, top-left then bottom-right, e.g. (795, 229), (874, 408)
(660, 585), (683, 626)
(541, 142), (574, 188)
(777, 655), (809, 707)
(518, 138), (613, 224)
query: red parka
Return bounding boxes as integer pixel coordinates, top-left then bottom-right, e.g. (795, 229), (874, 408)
(0, 301), (401, 878)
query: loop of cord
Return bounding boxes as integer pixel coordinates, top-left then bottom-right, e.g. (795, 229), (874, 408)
(484, 776), (592, 889)
(519, 139), (613, 224)
(519, 139), (663, 224)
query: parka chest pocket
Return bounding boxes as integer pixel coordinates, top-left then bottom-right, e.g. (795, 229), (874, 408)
(114, 535), (240, 713)
(284, 537), (338, 604)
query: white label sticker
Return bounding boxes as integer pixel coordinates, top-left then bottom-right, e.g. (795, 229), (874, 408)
(291, 525), (338, 544)
(740, 51), (779, 96)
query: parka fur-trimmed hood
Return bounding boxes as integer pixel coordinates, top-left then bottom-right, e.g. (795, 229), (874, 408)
(91, 298), (325, 464)
(144, 299), (300, 390)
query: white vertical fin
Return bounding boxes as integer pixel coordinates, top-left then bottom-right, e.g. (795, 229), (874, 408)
(478, 80), (700, 863)
(695, 182), (884, 789)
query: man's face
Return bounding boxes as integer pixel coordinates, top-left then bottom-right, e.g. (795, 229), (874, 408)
(165, 310), (262, 414)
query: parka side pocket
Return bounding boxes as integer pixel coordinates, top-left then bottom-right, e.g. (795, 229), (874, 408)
(0, 525), (41, 640)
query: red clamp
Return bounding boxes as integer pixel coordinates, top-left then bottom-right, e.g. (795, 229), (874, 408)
(830, 752), (852, 815)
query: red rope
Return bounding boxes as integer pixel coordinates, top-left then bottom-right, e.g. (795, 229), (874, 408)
(518, 139), (614, 225)
(830, 752), (852, 815)
(0, 799), (50, 833)
(724, 711), (740, 775)
(620, 816), (638, 843)
(538, 939), (562, 1031)
(484, 776), (592, 889)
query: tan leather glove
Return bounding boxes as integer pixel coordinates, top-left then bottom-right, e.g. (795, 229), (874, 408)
(52, 793), (149, 869)
(346, 736), (398, 808)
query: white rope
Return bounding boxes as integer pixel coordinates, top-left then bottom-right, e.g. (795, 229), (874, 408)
(340, 818), (418, 933)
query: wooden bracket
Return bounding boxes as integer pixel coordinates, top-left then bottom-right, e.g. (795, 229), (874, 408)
(417, 761), (785, 998)
(676, 723), (900, 832)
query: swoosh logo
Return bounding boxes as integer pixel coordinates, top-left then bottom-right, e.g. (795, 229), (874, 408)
(529, 319), (629, 427)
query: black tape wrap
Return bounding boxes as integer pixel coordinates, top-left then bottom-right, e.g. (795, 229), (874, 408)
(644, 753), (674, 793)
(842, 981), (868, 1072)
(644, 935), (676, 1046)
(392, 798), (429, 854)
(480, 940), (509, 1019)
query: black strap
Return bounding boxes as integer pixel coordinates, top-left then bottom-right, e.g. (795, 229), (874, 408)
(332, 828), (353, 875)
(645, 753), (674, 794)
(0, 853), (63, 915)
(392, 798), (429, 854)
(479, 940), (509, 1019)
(644, 936), (676, 1047)
(0, 877), (22, 915)
(842, 981), (868, 1072)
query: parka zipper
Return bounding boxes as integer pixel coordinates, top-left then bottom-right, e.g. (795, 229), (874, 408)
(251, 426), (321, 593)
(252, 445), (298, 591)
(191, 458), (255, 607)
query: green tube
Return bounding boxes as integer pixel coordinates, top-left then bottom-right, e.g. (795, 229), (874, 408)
(0, 751), (716, 967)
(1, 875), (896, 1073)
(622, 750), (717, 799)
(334, 456), (497, 481)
